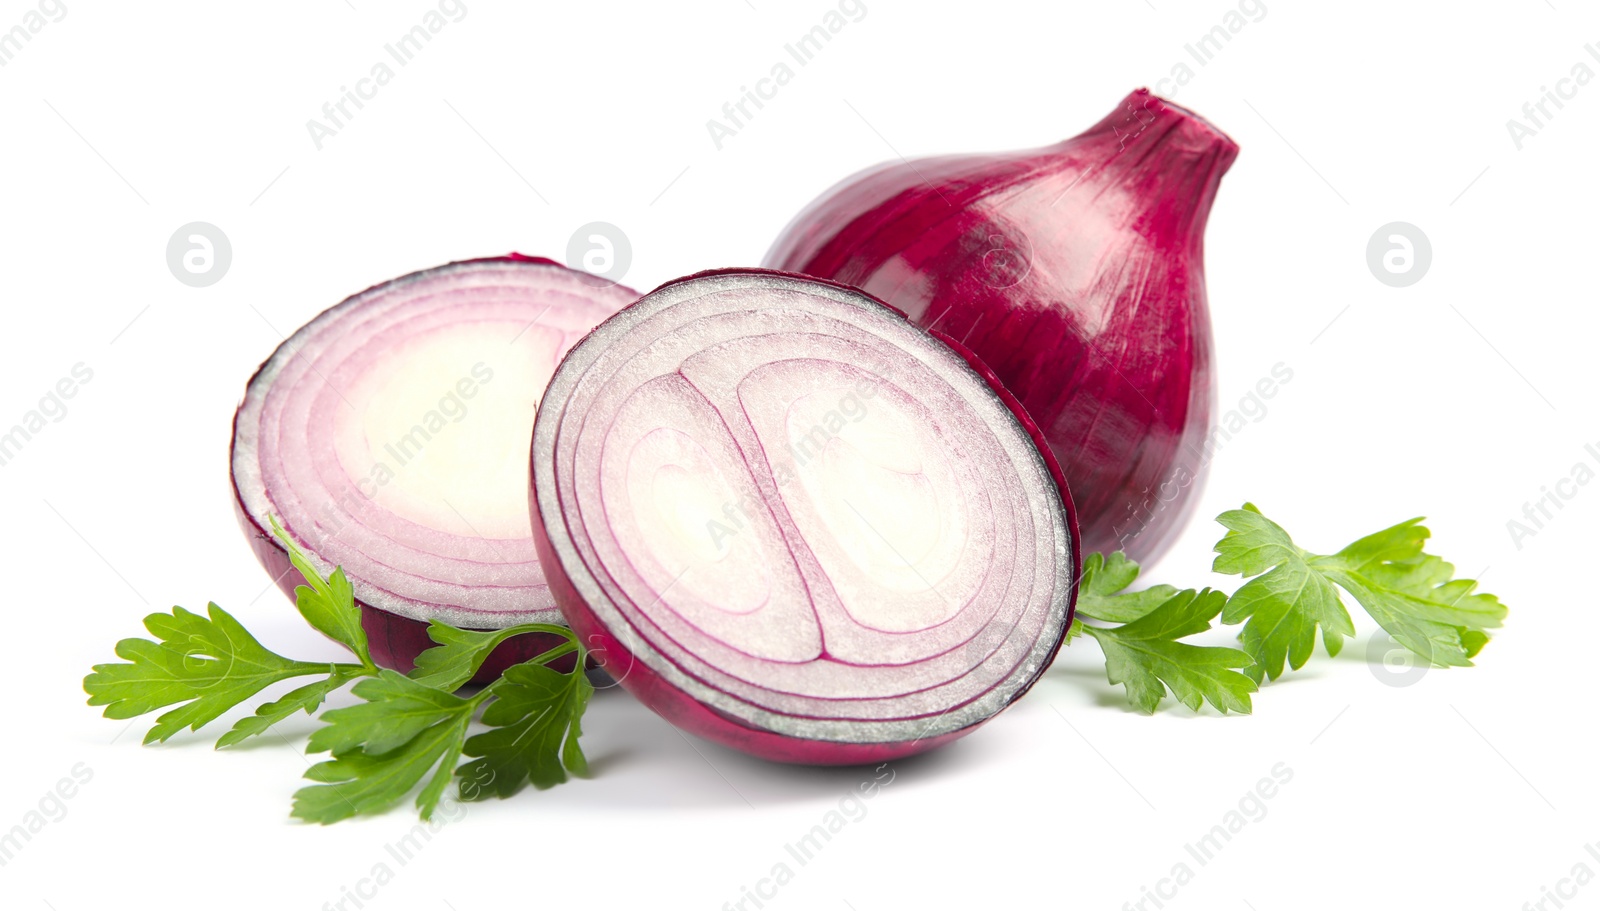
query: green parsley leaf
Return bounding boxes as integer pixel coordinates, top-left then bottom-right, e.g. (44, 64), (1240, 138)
(408, 621), (579, 691)
(1080, 588), (1257, 715)
(456, 662), (593, 800)
(88, 514), (596, 823)
(1075, 551), (1182, 624)
(293, 653), (593, 822)
(269, 515), (373, 669)
(84, 514), (382, 748)
(308, 670), (474, 756)
(1214, 503), (1507, 681)
(1065, 616), (1085, 642)
(293, 670), (481, 823)
(1213, 505), (1353, 683)
(84, 603), (359, 744)
(216, 669), (367, 748)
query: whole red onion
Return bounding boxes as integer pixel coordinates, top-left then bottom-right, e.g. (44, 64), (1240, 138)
(765, 89), (1237, 563)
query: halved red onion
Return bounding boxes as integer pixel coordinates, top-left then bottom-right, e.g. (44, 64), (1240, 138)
(231, 255), (637, 675)
(531, 269), (1079, 763)
(765, 89), (1237, 565)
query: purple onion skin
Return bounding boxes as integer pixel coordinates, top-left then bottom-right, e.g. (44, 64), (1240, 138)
(765, 89), (1238, 564)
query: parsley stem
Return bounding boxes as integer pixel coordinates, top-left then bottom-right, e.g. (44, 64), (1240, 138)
(525, 639), (580, 667)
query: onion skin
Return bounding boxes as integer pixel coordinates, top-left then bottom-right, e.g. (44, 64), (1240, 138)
(229, 253), (620, 681)
(530, 268), (1079, 764)
(765, 89), (1237, 564)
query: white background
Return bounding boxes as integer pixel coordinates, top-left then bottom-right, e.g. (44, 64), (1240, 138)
(1, 1), (1595, 909)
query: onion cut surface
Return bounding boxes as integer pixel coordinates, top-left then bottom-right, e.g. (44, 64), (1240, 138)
(531, 270), (1079, 763)
(232, 255), (637, 674)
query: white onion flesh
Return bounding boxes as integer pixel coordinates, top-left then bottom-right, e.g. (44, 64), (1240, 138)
(533, 271), (1077, 749)
(233, 257), (635, 628)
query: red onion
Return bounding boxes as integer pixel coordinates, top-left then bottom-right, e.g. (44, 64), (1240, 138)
(765, 89), (1237, 564)
(530, 269), (1079, 763)
(231, 255), (637, 676)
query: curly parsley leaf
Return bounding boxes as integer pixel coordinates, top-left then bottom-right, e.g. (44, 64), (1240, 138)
(456, 662), (593, 800)
(1080, 586), (1257, 715)
(1214, 503), (1507, 682)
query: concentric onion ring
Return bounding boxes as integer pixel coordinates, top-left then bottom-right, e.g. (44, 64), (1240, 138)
(531, 269), (1079, 763)
(231, 255), (636, 674)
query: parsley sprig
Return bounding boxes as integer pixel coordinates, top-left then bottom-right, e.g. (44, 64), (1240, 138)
(84, 518), (377, 747)
(84, 518), (592, 824)
(85, 501), (1507, 821)
(1071, 504), (1507, 714)
(291, 657), (591, 823)
(1213, 503), (1506, 683)
(1073, 552), (1258, 715)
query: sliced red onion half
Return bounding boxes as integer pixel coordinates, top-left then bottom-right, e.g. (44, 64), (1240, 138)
(231, 255), (637, 676)
(531, 269), (1079, 763)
